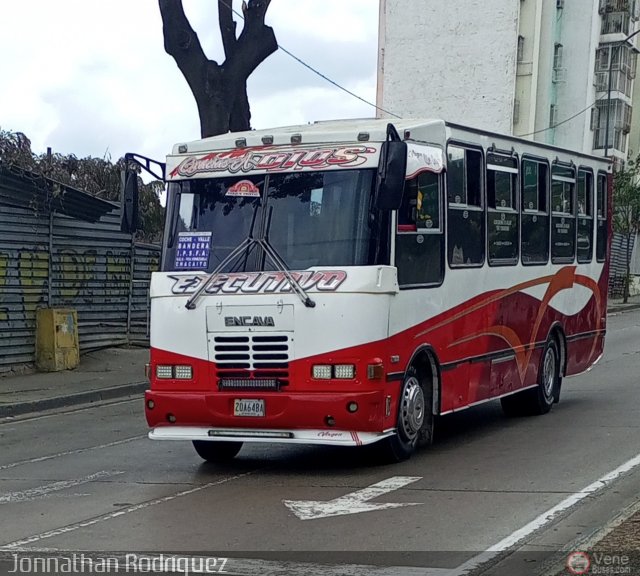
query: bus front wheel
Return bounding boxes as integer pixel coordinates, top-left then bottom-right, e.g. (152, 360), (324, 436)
(378, 367), (434, 462)
(192, 440), (243, 463)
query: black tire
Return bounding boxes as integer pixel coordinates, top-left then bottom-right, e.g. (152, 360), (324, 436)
(553, 340), (564, 404)
(376, 367), (434, 463)
(501, 339), (559, 417)
(500, 391), (529, 417)
(192, 440), (243, 462)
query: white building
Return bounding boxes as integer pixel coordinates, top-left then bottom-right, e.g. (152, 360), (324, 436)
(377, 0), (640, 161)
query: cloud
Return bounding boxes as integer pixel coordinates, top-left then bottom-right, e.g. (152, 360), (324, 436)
(0, 0), (379, 165)
(250, 75), (378, 131)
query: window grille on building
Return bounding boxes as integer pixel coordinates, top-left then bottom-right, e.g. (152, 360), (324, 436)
(592, 99), (632, 152)
(599, 0), (639, 19)
(517, 36), (525, 62)
(601, 11), (632, 34)
(554, 43), (564, 69)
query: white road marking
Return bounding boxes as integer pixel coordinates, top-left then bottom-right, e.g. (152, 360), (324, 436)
(0, 470), (260, 550)
(0, 397), (139, 426)
(3, 453), (640, 575)
(451, 450), (640, 575)
(0, 436), (144, 472)
(0, 471), (123, 504)
(283, 476), (422, 520)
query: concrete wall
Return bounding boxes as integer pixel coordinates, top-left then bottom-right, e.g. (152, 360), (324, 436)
(533, 0), (558, 146)
(552, 1), (599, 152)
(378, 0), (520, 133)
(514, 0), (543, 138)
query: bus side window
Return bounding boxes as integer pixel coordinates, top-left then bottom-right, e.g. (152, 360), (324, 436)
(596, 172), (607, 262)
(577, 169), (594, 264)
(551, 163), (576, 263)
(487, 152), (519, 265)
(446, 145), (484, 267)
(396, 171), (444, 286)
(521, 158), (550, 265)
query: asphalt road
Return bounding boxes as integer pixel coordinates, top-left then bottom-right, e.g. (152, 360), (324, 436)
(0, 309), (639, 576)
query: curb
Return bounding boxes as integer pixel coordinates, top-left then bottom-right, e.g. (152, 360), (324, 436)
(0, 381), (148, 418)
(608, 303), (640, 314)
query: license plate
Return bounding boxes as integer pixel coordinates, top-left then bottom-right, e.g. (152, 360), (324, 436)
(233, 399), (265, 417)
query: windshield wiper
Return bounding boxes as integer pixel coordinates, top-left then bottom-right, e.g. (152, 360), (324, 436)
(185, 203), (260, 310)
(185, 206), (316, 310)
(256, 237), (316, 308)
(259, 206), (315, 308)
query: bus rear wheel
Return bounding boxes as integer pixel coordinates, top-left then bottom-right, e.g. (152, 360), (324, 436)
(377, 367), (434, 462)
(501, 339), (559, 417)
(192, 440), (243, 463)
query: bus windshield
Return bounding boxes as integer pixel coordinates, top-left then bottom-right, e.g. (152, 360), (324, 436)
(162, 169), (379, 273)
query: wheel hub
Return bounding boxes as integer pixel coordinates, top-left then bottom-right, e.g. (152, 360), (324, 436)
(543, 347), (556, 399)
(399, 376), (425, 440)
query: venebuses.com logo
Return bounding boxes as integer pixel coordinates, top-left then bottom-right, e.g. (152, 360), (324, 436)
(567, 552), (591, 575)
(566, 551), (632, 575)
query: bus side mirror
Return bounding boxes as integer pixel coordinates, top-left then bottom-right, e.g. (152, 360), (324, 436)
(120, 169), (139, 234)
(375, 127), (407, 211)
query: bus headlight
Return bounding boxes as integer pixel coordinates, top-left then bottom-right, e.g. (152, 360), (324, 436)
(156, 365), (173, 379)
(174, 365), (193, 379)
(312, 365), (332, 379)
(334, 364), (355, 379)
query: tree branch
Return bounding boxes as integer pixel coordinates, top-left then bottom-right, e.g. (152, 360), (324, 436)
(227, 0), (277, 82)
(158, 0), (209, 97)
(218, 0), (238, 59)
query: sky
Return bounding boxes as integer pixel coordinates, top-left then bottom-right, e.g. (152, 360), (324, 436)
(1, 0), (380, 166)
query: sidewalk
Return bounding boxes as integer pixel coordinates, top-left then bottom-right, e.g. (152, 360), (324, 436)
(607, 294), (640, 314)
(550, 503), (640, 575)
(0, 347), (148, 418)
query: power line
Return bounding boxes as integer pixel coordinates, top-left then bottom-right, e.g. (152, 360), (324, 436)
(276, 44), (401, 118)
(517, 94), (607, 138)
(218, 0), (401, 119)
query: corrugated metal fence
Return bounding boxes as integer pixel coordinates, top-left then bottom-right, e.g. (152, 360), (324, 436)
(609, 232), (638, 298)
(0, 165), (160, 372)
(610, 232), (636, 277)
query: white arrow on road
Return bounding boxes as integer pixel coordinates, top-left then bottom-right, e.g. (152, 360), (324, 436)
(283, 476), (423, 520)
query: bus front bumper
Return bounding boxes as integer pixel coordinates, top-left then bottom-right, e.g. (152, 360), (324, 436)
(149, 426), (394, 446)
(145, 389), (390, 444)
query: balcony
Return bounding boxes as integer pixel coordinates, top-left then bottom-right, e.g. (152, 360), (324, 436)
(601, 11), (633, 35)
(599, 0), (639, 19)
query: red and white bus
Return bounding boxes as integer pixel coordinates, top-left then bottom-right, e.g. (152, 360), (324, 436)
(138, 119), (611, 462)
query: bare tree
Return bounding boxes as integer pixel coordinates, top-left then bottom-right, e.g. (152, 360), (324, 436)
(159, 0), (277, 138)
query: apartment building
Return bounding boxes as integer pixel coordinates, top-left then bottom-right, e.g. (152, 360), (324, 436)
(377, 0), (640, 161)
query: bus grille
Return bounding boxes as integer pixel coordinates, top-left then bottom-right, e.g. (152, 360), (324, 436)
(212, 334), (290, 389)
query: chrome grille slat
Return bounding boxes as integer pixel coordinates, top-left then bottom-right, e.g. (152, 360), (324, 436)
(213, 332), (291, 389)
